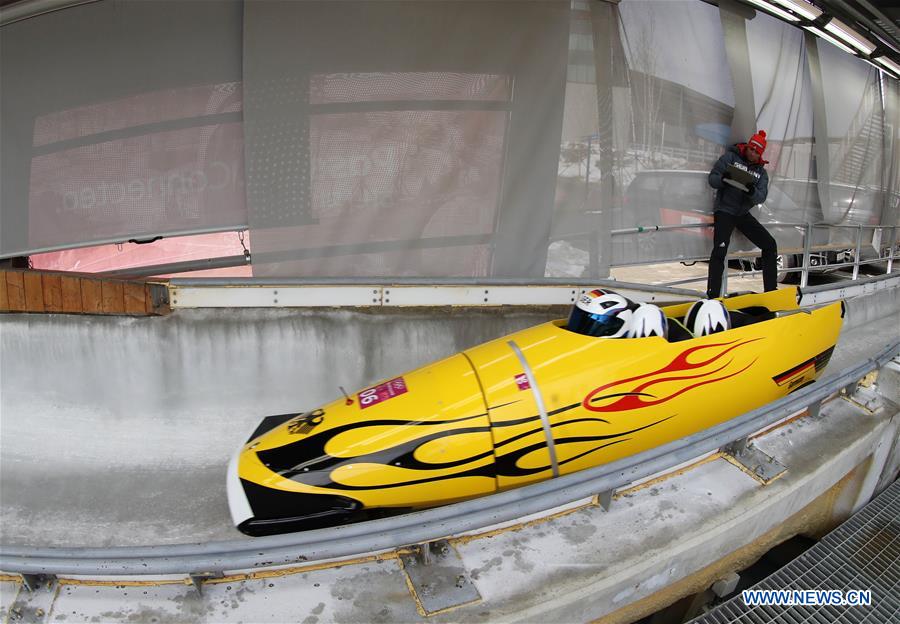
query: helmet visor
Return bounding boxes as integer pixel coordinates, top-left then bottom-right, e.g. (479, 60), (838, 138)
(567, 306), (624, 337)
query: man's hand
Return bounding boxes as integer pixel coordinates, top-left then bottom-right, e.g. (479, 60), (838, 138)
(744, 181), (756, 195)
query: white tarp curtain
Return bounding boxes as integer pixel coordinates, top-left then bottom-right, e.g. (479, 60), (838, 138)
(2, 0), (898, 278)
(600, 0), (896, 269)
(745, 8), (819, 252)
(885, 78), (900, 236)
(0, 0), (246, 258)
(605, 0), (735, 266)
(817, 40), (887, 249)
(242, 0), (569, 278)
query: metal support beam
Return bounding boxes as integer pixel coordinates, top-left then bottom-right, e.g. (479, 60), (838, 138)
(20, 574), (54, 593)
(9, 574), (57, 624)
(888, 226), (898, 275)
(189, 571), (223, 594)
(597, 489), (615, 512)
(801, 223), (814, 288)
(416, 542), (433, 566)
(807, 399), (822, 419)
(719, 1), (758, 143)
(806, 34), (834, 225)
(723, 437), (749, 456)
(99, 254), (250, 279)
(588, 0), (622, 281)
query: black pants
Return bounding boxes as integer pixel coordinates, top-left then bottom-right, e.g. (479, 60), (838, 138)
(707, 211), (777, 298)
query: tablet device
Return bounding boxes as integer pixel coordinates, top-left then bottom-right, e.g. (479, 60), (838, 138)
(723, 177), (749, 192)
(725, 163), (756, 186)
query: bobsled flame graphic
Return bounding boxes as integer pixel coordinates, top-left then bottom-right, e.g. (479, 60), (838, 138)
(583, 338), (763, 412)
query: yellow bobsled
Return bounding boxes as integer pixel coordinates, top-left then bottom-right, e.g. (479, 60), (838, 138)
(228, 288), (843, 535)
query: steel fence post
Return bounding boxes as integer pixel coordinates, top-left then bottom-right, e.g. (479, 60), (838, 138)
(800, 222), (813, 288)
(852, 224), (863, 281)
(887, 226), (897, 275)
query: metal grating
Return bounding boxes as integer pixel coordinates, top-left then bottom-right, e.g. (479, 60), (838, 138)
(691, 479), (900, 624)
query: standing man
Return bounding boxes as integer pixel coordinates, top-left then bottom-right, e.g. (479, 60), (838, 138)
(706, 130), (777, 299)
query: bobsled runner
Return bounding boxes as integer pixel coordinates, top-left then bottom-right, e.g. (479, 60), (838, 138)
(228, 287), (843, 536)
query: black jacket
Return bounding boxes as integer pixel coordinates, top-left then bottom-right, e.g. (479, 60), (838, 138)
(708, 145), (769, 216)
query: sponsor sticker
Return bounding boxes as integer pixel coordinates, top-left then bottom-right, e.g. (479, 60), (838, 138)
(359, 377), (408, 409)
(515, 373), (531, 391)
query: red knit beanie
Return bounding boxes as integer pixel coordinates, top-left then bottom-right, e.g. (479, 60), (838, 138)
(748, 130), (767, 154)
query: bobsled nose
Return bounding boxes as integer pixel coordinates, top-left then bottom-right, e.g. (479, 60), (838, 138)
(227, 447), (253, 527)
(227, 439), (364, 536)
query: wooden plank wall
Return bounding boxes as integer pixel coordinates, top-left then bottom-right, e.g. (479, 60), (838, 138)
(0, 269), (169, 315)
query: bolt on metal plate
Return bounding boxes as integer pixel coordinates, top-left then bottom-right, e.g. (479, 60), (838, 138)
(8, 575), (58, 624)
(399, 540), (481, 615)
(724, 443), (787, 484)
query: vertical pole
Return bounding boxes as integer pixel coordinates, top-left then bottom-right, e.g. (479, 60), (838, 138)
(586, 135), (592, 188)
(852, 224), (863, 280)
(588, 0), (619, 280)
(801, 222), (813, 288)
(490, 4), (570, 277)
(887, 225), (897, 273)
(718, 1), (757, 143)
(805, 34), (834, 227)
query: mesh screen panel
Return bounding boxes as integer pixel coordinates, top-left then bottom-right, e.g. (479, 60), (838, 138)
(310, 72), (512, 105)
(243, 0), (569, 278)
(885, 79), (900, 236)
(250, 109), (504, 277)
(818, 42), (886, 250)
(744, 10), (818, 252)
(0, 0), (246, 258)
(28, 120), (245, 248)
(2, 0), (898, 279)
(607, 0), (734, 266)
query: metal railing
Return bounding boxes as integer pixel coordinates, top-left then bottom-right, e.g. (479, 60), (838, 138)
(593, 222), (899, 292)
(18, 219), (898, 286)
(1, 338), (897, 578)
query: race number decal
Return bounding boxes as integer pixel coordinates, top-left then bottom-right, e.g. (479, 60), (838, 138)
(358, 377), (408, 409)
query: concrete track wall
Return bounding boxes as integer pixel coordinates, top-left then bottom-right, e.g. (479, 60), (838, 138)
(1, 306), (564, 546)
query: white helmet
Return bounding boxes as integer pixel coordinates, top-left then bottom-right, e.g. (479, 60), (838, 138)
(625, 303), (668, 339)
(567, 289), (633, 337)
(685, 299), (731, 337)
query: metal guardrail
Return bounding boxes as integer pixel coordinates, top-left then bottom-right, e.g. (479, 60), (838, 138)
(602, 222), (898, 292)
(797, 272), (900, 305)
(1, 339), (897, 578)
(170, 275), (700, 293)
(166, 277), (705, 308)
(17, 219), (895, 283)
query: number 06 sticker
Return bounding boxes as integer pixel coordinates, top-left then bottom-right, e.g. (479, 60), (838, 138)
(358, 377), (408, 409)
